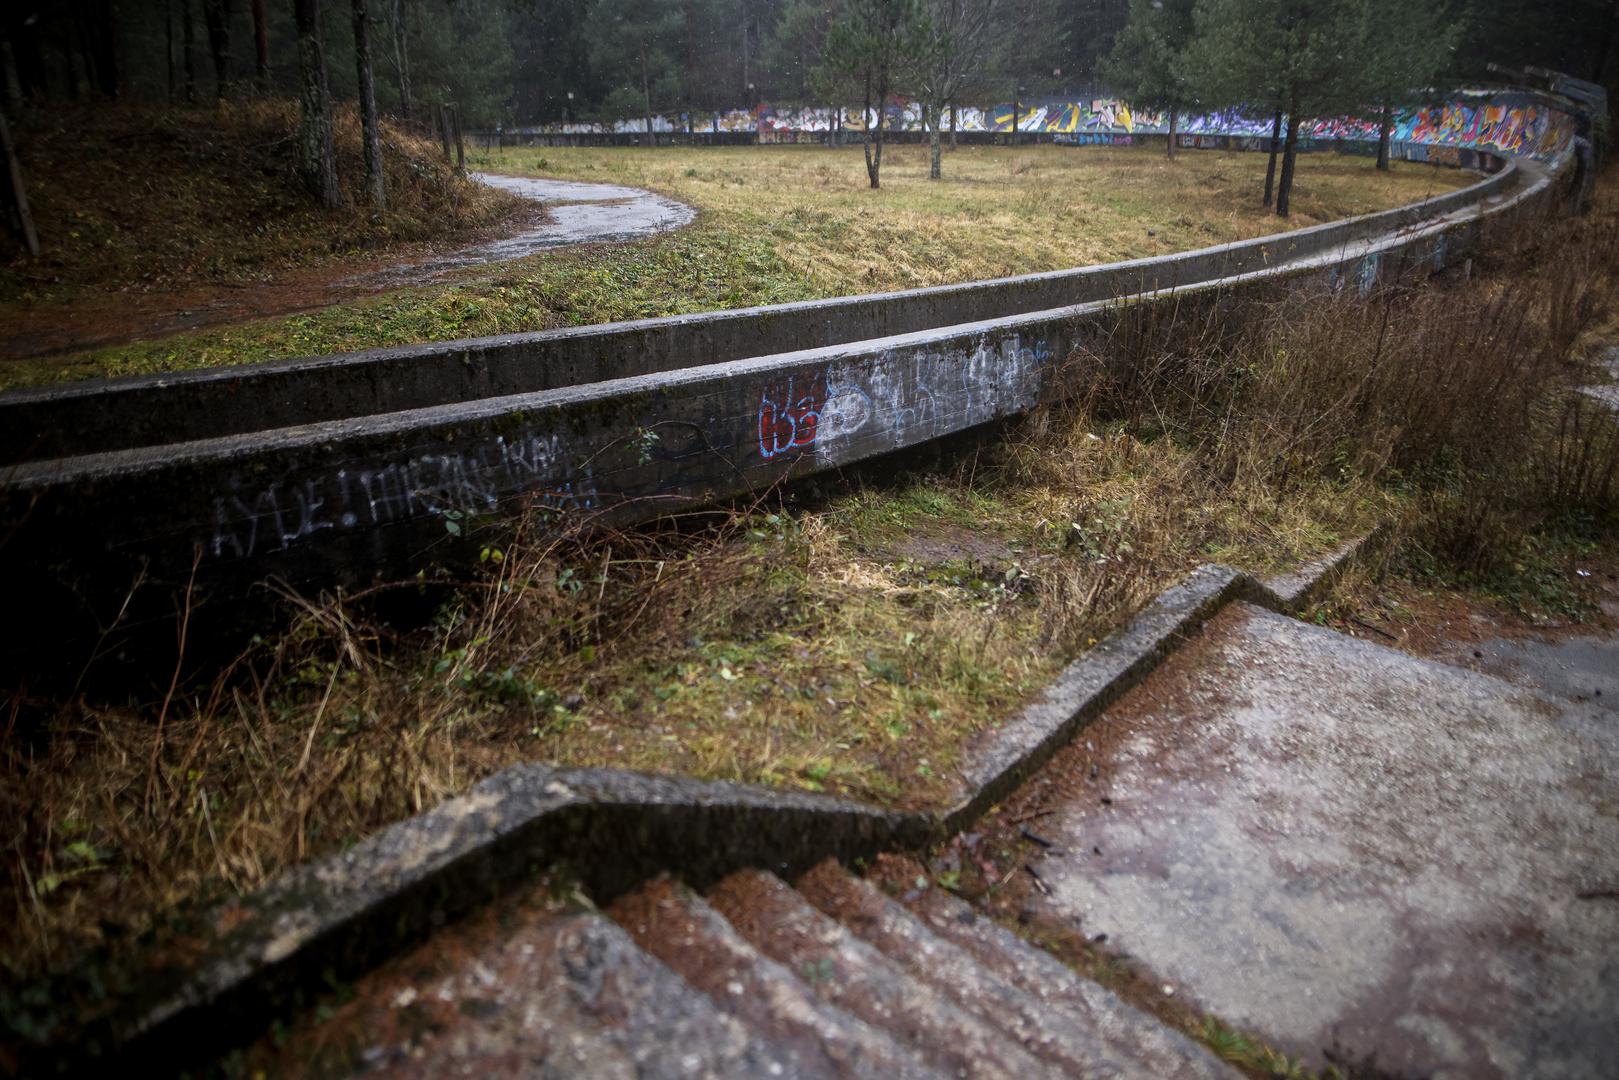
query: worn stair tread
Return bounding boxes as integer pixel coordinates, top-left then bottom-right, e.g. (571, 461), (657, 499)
(908, 885), (1241, 1080)
(796, 860), (1168, 1076)
(610, 877), (945, 1080)
(282, 901), (802, 1078)
(705, 869), (1060, 1079)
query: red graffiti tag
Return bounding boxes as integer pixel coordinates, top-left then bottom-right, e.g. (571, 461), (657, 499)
(757, 373), (828, 460)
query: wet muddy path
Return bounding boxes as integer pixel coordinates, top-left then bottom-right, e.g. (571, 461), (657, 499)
(0, 175), (695, 365)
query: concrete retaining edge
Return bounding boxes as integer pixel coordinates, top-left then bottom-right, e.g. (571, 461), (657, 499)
(0, 145), (1513, 461)
(17, 529), (1384, 1074)
(0, 149), (1565, 675)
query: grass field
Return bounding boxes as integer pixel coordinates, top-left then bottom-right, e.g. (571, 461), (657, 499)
(487, 141), (1470, 286)
(0, 142), (1470, 389)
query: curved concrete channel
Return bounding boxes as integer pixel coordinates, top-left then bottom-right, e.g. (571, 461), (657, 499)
(0, 129), (1578, 677)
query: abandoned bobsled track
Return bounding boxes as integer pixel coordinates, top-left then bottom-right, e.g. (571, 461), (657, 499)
(0, 88), (1606, 1075)
(0, 129), (1576, 679)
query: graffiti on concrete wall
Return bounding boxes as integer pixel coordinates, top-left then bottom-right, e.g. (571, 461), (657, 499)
(209, 432), (599, 561)
(754, 333), (1052, 467)
(510, 89), (1574, 161)
(758, 372), (827, 460)
(205, 331), (1054, 562)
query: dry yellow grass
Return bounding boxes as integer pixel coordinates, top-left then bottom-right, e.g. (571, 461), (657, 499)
(7, 142), (1470, 388)
(488, 142), (1471, 292)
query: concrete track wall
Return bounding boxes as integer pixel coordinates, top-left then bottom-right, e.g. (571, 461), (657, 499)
(0, 149), (1512, 461)
(0, 138), (1576, 678)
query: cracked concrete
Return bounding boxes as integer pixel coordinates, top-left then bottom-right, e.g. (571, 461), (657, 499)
(1023, 601), (1619, 1079)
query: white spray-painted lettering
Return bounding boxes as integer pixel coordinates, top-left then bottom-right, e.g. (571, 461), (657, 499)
(814, 333), (1051, 464)
(210, 430), (597, 560)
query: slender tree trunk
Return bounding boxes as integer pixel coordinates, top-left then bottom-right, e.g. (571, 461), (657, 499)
(75, 22), (98, 99)
(1167, 106), (1177, 159)
(1262, 109), (1282, 207)
(1276, 106), (1300, 218)
(640, 40), (653, 141)
(65, 34), (89, 102)
(436, 102), (452, 159)
(2, 43), (23, 113)
(739, 0), (751, 104)
(165, 0), (176, 103)
(74, 3), (119, 99)
(182, 0), (198, 103)
(12, 23), (48, 103)
(684, 0), (696, 140)
(871, 75), (887, 188)
(202, 0), (231, 100)
(1376, 103), (1392, 171)
(929, 100), (942, 179)
(863, 81), (876, 186)
(949, 103), (957, 149)
(391, 0), (413, 121)
(0, 108), (39, 256)
(352, 0), (385, 208)
(252, 0), (270, 91)
(294, 0), (342, 208)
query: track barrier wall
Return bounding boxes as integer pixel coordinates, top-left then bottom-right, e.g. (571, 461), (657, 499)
(0, 88), (1587, 679)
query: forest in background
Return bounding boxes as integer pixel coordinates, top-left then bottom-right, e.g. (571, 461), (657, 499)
(4, 0), (1617, 129)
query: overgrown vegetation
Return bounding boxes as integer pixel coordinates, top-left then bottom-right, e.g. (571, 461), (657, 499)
(4, 171), (1616, 997)
(0, 142), (1467, 387)
(0, 101), (525, 307)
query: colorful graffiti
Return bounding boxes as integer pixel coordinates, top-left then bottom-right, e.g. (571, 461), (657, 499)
(752, 336), (1052, 467)
(503, 88), (1575, 162)
(757, 373), (827, 460)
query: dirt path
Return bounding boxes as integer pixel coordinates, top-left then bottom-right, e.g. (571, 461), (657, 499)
(0, 175), (695, 364)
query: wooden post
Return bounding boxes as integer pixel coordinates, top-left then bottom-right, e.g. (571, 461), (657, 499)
(451, 105), (464, 171)
(0, 109), (39, 256)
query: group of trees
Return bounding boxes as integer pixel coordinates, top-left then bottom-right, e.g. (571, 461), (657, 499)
(2, 0), (1617, 204)
(813, 0), (1454, 197)
(3, 2), (515, 125)
(1106, 0), (1460, 215)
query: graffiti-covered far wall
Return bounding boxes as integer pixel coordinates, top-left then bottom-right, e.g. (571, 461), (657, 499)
(502, 88), (1576, 161)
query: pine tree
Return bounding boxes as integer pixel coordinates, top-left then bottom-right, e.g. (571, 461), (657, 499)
(1185, 0), (1360, 217)
(587, 0), (683, 138)
(1345, 0), (1456, 170)
(1106, 0), (1197, 158)
(293, 0), (342, 208)
(819, 0), (930, 188)
(351, 0), (385, 208)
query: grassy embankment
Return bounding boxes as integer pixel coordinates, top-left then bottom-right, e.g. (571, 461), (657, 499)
(6, 167), (1617, 990)
(0, 139), (1468, 388)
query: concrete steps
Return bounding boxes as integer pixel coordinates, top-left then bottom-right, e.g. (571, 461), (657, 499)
(341, 910), (794, 1078)
(795, 862), (1231, 1079)
(268, 862), (1240, 1077)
